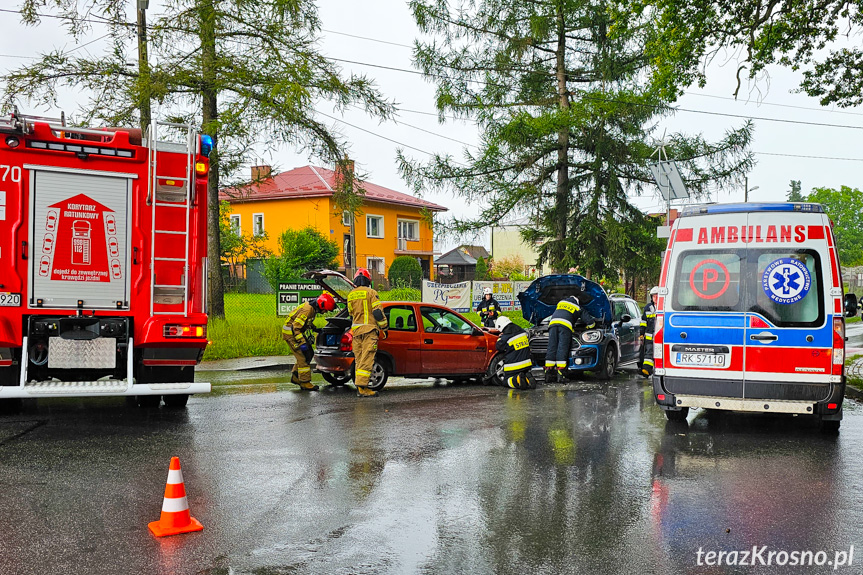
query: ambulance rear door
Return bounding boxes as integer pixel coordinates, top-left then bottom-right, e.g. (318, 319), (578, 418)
(663, 213), (747, 399)
(742, 209), (833, 402)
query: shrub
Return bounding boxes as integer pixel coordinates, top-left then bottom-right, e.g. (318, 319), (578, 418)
(491, 254), (526, 279)
(475, 256), (489, 280)
(263, 226), (339, 290)
(388, 256), (423, 289)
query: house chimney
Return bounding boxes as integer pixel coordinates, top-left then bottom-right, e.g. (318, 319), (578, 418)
(251, 165), (272, 181)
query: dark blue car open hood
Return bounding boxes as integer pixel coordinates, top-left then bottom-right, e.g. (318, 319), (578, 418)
(517, 274), (612, 326)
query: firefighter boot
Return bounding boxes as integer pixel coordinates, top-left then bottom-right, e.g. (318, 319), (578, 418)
(356, 385), (378, 398)
(545, 367), (558, 384)
(298, 381), (319, 391)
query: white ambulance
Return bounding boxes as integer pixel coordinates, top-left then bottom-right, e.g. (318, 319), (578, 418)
(652, 203), (853, 430)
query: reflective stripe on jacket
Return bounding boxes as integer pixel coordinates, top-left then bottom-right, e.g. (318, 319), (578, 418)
(348, 286), (388, 334)
(640, 301), (657, 336)
(495, 323), (532, 372)
(282, 302), (316, 345)
(550, 297), (596, 331)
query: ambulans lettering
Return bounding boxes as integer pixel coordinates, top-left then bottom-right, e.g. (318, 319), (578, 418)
(684, 225), (814, 244)
(762, 258), (811, 305)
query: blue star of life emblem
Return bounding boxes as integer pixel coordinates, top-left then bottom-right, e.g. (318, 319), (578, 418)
(762, 258), (811, 305)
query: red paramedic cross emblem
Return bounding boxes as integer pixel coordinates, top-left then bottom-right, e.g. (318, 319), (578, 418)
(40, 193), (119, 283)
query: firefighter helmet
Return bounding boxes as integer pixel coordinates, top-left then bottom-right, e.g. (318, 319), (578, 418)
(483, 287), (493, 296)
(354, 267), (371, 287)
(649, 286), (660, 295)
(494, 316), (512, 331)
(316, 293), (336, 312)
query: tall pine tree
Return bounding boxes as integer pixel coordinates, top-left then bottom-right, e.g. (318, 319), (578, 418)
(6, 0), (393, 317)
(400, 0), (753, 276)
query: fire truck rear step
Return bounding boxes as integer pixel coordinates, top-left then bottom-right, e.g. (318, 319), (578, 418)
(0, 381), (211, 398)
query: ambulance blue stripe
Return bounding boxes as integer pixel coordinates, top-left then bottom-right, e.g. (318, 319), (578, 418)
(667, 313), (746, 328)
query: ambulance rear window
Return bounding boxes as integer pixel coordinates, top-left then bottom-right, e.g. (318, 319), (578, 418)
(749, 250), (823, 327)
(674, 251), (742, 311)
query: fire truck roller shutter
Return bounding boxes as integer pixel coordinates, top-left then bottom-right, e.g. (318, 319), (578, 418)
(27, 168), (133, 309)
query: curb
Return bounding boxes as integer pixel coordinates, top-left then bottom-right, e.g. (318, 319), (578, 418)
(196, 356), (311, 372)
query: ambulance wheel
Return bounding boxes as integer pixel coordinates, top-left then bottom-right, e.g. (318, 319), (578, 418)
(597, 344), (617, 380)
(665, 407), (689, 422)
(322, 372), (351, 386)
(486, 354), (505, 386)
(366, 357), (389, 392)
(136, 395), (162, 408)
(821, 419), (841, 433)
(163, 394), (190, 409)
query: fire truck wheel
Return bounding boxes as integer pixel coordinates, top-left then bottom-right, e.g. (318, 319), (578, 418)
(163, 394), (190, 409)
(136, 395), (162, 408)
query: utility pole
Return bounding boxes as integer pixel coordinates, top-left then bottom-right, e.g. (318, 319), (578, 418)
(136, 0), (151, 133)
(745, 176), (748, 202)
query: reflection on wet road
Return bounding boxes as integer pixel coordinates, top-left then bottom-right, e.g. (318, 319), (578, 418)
(0, 369), (861, 574)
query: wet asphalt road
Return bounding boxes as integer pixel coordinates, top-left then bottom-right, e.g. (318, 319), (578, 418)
(1, 370), (863, 575)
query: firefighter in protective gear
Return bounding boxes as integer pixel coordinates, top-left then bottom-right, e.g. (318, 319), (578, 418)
(282, 293), (336, 390)
(494, 316), (536, 390)
(475, 287), (501, 328)
(544, 295), (598, 383)
(348, 268), (389, 397)
(639, 286), (659, 377)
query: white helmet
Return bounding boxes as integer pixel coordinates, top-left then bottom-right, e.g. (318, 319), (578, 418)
(649, 286), (660, 296)
(483, 287), (493, 296)
(494, 316), (512, 331)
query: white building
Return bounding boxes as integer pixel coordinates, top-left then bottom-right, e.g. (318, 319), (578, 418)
(490, 217), (548, 277)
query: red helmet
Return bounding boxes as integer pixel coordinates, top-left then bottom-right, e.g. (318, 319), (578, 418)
(316, 293), (336, 312)
(354, 268), (371, 282)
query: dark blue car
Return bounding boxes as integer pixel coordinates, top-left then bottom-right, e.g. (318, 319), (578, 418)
(518, 275), (643, 380)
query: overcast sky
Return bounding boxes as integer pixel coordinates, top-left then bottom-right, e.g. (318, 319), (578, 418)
(3, 1), (863, 253)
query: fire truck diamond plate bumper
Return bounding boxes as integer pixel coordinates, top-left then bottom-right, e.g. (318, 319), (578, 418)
(48, 337), (116, 369)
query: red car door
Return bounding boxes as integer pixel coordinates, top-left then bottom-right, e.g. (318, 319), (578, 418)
(380, 304), (422, 375)
(419, 305), (487, 374)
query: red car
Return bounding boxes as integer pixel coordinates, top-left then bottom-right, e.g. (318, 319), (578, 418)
(306, 270), (504, 390)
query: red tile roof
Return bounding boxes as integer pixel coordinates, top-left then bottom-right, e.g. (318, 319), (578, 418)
(220, 165), (447, 212)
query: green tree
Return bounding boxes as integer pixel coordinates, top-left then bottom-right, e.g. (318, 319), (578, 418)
(263, 227), (339, 289)
(646, 1), (863, 106)
(7, 0), (393, 317)
(388, 256), (423, 289)
(806, 186), (863, 267)
(219, 201), (272, 284)
(475, 257), (490, 281)
(788, 180), (804, 202)
(400, 0), (753, 277)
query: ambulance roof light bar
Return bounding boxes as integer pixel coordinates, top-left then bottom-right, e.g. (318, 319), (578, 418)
(680, 203), (825, 217)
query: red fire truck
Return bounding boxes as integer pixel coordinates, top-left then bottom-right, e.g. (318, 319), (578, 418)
(0, 110), (211, 408)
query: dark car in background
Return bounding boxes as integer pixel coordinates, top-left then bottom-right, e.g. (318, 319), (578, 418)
(518, 275), (642, 380)
(304, 270), (505, 391)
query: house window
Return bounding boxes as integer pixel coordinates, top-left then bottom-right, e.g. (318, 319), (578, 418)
(366, 214), (384, 238)
(367, 257), (385, 275)
(342, 210), (352, 227)
(398, 219), (419, 241)
(253, 213), (265, 236)
(230, 214), (241, 235)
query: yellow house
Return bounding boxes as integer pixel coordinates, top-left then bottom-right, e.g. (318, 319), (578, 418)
(220, 164), (447, 279)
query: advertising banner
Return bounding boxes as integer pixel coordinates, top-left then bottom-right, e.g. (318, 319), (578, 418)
(472, 281), (516, 310)
(277, 280), (323, 316)
(512, 281), (533, 310)
(422, 280), (471, 312)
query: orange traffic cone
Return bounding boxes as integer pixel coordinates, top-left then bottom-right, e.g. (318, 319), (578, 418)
(148, 457), (204, 537)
